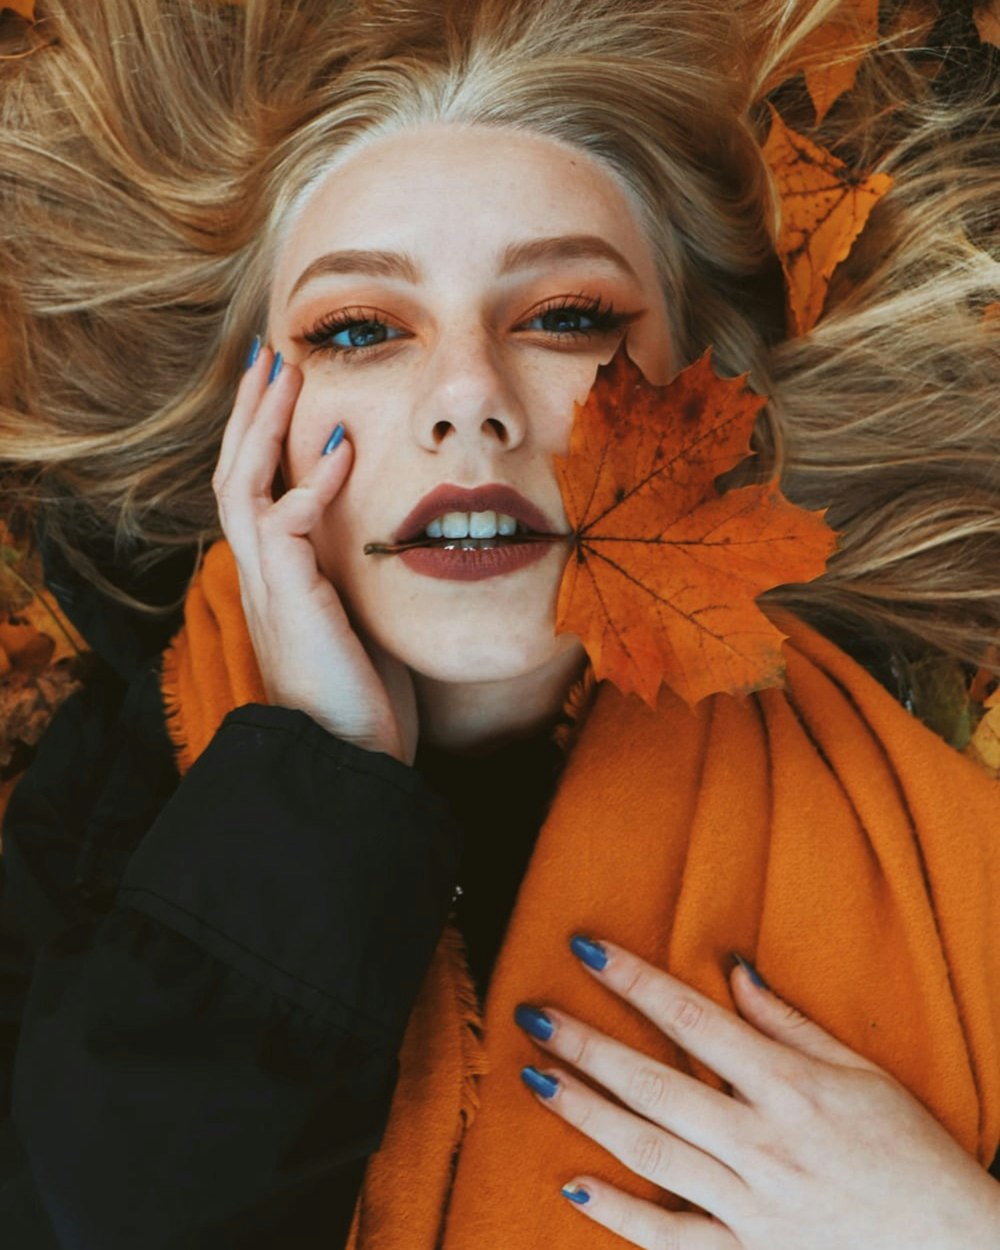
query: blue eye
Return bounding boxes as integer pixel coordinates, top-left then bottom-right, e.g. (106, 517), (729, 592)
(519, 297), (625, 338)
(329, 320), (404, 349)
(302, 311), (408, 356)
(529, 307), (599, 333)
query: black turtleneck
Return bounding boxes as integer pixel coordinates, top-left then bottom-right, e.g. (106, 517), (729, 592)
(415, 730), (566, 1001)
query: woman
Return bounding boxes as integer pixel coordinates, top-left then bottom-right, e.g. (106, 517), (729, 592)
(1, 0), (999, 1247)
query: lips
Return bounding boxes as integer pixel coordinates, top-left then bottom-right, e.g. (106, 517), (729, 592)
(394, 483), (559, 544)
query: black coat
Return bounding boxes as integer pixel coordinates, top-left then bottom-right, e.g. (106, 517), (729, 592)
(0, 539), (561, 1248)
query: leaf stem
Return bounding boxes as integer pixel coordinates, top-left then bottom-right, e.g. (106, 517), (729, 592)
(364, 533), (571, 556)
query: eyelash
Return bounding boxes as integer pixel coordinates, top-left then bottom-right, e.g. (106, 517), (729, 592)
(301, 292), (628, 361)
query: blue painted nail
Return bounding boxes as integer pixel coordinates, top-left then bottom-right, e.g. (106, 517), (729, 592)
(244, 335), (262, 370)
(731, 952), (769, 989)
(570, 934), (608, 971)
(561, 1183), (591, 1206)
(267, 351), (283, 384)
(322, 423), (345, 455)
(514, 1004), (555, 1042)
(521, 1065), (559, 1099)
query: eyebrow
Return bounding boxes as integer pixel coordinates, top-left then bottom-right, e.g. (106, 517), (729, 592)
(286, 233), (639, 306)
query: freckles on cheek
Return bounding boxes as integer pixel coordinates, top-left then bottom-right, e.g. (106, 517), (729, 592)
(285, 395), (339, 484)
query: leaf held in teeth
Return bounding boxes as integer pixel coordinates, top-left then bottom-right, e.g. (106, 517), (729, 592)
(553, 346), (837, 707)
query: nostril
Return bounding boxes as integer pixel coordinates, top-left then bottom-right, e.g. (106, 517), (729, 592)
(432, 420), (452, 443)
(485, 417), (507, 442)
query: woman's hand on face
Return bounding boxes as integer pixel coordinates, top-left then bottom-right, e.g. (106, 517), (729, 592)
(517, 939), (1000, 1249)
(213, 344), (418, 765)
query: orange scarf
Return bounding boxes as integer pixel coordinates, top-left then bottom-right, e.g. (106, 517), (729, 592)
(162, 540), (1000, 1249)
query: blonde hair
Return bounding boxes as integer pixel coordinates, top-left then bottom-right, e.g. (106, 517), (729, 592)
(1, 0), (998, 674)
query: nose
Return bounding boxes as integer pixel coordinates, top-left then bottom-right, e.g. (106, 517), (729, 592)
(411, 331), (527, 452)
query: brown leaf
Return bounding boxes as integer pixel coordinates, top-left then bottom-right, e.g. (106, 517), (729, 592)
(966, 687), (1000, 779)
(968, 645), (999, 706)
(763, 108), (893, 336)
(553, 347), (837, 707)
(0, 662), (84, 768)
(764, 0), (880, 123)
(887, 0), (938, 46)
(802, 0), (879, 125)
(974, 1), (1000, 49)
(0, 0), (35, 19)
(0, 521), (90, 784)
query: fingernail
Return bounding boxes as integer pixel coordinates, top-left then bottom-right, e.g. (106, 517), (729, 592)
(267, 351), (283, 384)
(322, 423), (345, 455)
(569, 934), (608, 971)
(244, 334), (262, 370)
(514, 1004), (555, 1042)
(561, 1183), (591, 1206)
(731, 952), (769, 989)
(520, 1065), (559, 1099)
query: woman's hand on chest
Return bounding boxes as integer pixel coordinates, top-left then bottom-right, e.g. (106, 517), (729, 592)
(515, 938), (1000, 1249)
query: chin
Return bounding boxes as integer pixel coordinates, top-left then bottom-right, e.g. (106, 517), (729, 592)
(376, 621), (578, 687)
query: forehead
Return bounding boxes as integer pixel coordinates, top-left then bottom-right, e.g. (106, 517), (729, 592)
(271, 123), (657, 303)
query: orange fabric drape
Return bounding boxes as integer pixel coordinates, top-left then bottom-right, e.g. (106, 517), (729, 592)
(162, 540), (1000, 1249)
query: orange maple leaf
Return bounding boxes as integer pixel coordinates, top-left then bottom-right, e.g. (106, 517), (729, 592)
(553, 348), (837, 707)
(764, 108), (893, 336)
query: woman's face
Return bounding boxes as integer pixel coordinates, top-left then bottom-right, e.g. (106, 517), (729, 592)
(268, 123), (671, 687)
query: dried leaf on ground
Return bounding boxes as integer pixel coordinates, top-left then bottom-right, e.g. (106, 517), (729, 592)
(887, 0), (938, 46)
(800, 0), (879, 124)
(973, 2), (1000, 49)
(764, 108), (893, 336)
(961, 647), (1000, 778)
(1, 523), (90, 831)
(0, 0), (35, 19)
(968, 645), (998, 706)
(553, 347), (837, 707)
(966, 688), (1000, 779)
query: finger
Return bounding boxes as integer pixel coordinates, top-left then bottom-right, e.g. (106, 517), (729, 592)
(217, 359), (303, 562)
(568, 936), (805, 1100)
(729, 961), (881, 1072)
(257, 429), (354, 589)
(214, 341), (273, 486)
(559, 1175), (739, 1250)
(515, 1005), (751, 1169)
(521, 1066), (746, 1220)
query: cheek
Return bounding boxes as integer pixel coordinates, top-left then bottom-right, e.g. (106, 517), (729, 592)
(284, 372), (397, 484)
(516, 352), (607, 451)
(283, 393), (338, 485)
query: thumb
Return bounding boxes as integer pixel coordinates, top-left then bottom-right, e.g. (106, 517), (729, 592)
(730, 955), (879, 1071)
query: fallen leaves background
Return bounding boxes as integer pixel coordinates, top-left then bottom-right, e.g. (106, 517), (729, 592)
(0, 522), (91, 831)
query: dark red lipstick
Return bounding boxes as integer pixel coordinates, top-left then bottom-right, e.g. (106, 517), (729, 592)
(366, 483), (570, 582)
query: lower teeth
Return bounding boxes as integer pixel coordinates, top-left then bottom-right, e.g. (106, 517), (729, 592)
(442, 538), (507, 550)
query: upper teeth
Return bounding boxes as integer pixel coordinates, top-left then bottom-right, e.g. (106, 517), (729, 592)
(425, 511), (519, 539)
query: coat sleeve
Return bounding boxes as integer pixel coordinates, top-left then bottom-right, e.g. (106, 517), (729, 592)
(0, 661), (462, 1250)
